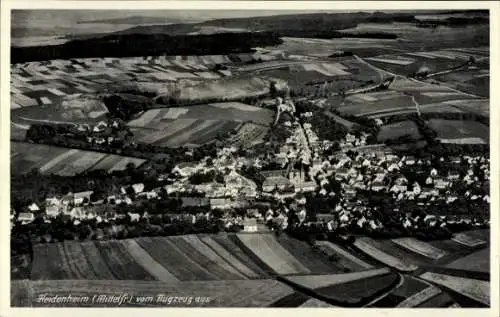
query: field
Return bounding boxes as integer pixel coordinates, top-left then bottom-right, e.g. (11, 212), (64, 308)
(11, 142), (146, 176)
(377, 121), (421, 142)
(307, 271), (399, 305)
(28, 233), (384, 282)
(226, 123), (269, 148)
(368, 276), (435, 307)
(236, 233), (311, 275)
(284, 268), (390, 290)
(446, 248), (490, 273)
(336, 89), (418, 117)
(313, 240), (375, 272)
(154, 76), (280, 102)
(362, 49), (471, 77)
(11, 279), (303, 307)
(429, 68), (490, 97)
(11, 94), (109, 125)
(451, 232), (487, 248)
(127, 102), (273, 147)
(250, 57), (380, 89)
(22, 230), (491, 307)
(391, 238), (447, 260)
(419, 272), (490, 306)
(442, 99), (489, 116)
(10, 55), (271, 109)
(272, 37), (401, 58)
(353, 237), (419, 272)
(348, 230), (489, 275)
(426, 119), (489, 144)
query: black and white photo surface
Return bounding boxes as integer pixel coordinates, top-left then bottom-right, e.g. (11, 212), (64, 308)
(9, 7), (491, 308)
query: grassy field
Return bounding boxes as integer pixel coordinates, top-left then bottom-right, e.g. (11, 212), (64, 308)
(353, 237), (419, 272)
(314, 272), (399, 305)
(11, 142), (146, 175)
(153, 76), (276, 102)
(442, 99), (489, 116)
(236, 233), (311, 275)
(337, 92), (416, 117)
(419, 272), (490, 306)
(10, 55), (262, 109)
(426, 119), (489, 144)
(377, 121), (421, 142)
(284, 268), (390, 290)
(430, 68), (489, 97)
(314, 240), (375, 272)
(351, 231), (489, 273)
(271, 37), (401, 58)
(368, 276), (430, 307)
(127, 103), (273, 147)
(29, 234), (389, 282)
(391, 238), (448, 260)
(445, 247), (490, 273)
(11, 279), (298, 307)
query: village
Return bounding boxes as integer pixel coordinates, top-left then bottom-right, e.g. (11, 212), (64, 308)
(12, 92), (490, 242)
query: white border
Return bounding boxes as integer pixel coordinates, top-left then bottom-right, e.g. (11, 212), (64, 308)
(1, 1), (499, 317)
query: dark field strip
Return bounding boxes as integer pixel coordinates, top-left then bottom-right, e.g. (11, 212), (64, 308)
(417, 292), (455, 308)
(212, 235), (269, 278)
(438, 288), (490, 308)
(169, 236), (242, 280)
(228, 234), (277, 276)
(31, 244), (67, 280)
(152, 120), (202, 145)
(423, 266), (490, 281)
(268, 291), (310, 307)
(314, 273), (399, 305)
(276, 235), (338, 274)
(391, 276), (429, 298)
(135, 237), (209, 281)
(95, 241), (155, 281)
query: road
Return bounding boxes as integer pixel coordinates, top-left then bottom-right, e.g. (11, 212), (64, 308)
(14, 115), (79, 128)
(410, 95), (421, 117)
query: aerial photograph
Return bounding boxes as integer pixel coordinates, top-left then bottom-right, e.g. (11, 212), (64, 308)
(9, 8), (490, 308)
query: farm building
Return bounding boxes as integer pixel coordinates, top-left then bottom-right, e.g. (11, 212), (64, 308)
(45, 206), (60, 218)
(17, 212), (35, 224)
(74, 191), (93, 205)
(27, 203), (39, 212)
(242, 218), (258, 232)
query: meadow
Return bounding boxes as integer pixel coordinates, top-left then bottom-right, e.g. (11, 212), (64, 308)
(11, 142), (146, 176)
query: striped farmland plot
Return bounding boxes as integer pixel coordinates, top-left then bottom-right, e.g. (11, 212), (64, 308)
(353, 237), (419, 272)
(236, 233), (310, 275)
(11, 279), (300, 307)
(420, 272), (490, 306)
(284, 268), (391, 290)
(392, 238), (447, 260)
(11, 142), (146, 176)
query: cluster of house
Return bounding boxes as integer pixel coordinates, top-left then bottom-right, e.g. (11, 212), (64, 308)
(74, 120), (126, 145)
(321, 150), (489, 204)
(13, 182), (163, 225)
(339, 132), (369, 149)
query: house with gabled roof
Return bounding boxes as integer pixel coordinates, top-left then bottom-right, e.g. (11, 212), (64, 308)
(28, 203), (40, 212)
(18, 212), (35, 224)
